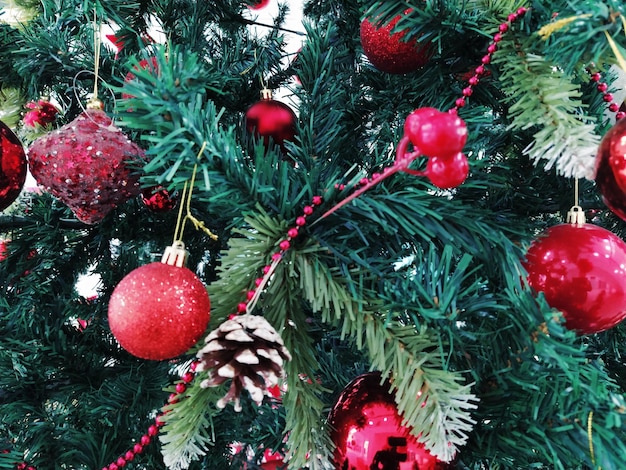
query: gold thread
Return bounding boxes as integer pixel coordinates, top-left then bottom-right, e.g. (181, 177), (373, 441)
(92, 10), (101, 101)
(537, 14), (592, 40)
(604, 30), (626, 75)
(587, 411), (601, 468)
(171, 142), (218, 243)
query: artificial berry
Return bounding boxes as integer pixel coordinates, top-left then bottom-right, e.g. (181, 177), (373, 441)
(303, 205), (314, 215)
(295, 216), (306, 226)
(140, 435), (151, 446)
(426, 153), (469, 189)
(287, 228), (299, 238)
(271, 252), (282, 261)
(124, 451), (135, 462)
(116, 457), (127, 467)
(403, 107), (440, 144)
(182, 372), (194, 383)
(247, 290), (255, 300)
(175, 383), (186, 394)
(279, 240), (290, 251)
(108, 464), (118, 470)
(409, 111), (468, 157)
(148, 425), (159, 436)
(312, 195), (322, 205)
(237, 302), (247, 313)
(133, 444), (143, 454)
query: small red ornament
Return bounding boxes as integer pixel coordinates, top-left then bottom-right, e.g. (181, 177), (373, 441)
(524, 212), (626, 334)
(408, 111), (468, 158)
(248, 0), (270, 10)
(0, 239), (8, 261)
(28, 101), (145, 224)
(23, 99), (59, 128)
(426, 152), (469, 189)
(123, 57), (160, 99)
(328, 372), (447, 470)
(245, 89), (297, 152)
(0, 120), (27, 211)
(360, 11), (433, 74)
(142, 186), (177, 212)
(594, 117), (626, 221)
(108, 242), (211, 360)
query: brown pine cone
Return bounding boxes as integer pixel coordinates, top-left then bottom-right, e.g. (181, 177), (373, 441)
(196, 314), (291, 411)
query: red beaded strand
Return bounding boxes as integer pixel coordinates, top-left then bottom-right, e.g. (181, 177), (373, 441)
(589, 71), (626, 120)
(453, 7), (529, 111)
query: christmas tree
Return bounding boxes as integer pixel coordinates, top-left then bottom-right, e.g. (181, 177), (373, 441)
(3, 0), (626, 468)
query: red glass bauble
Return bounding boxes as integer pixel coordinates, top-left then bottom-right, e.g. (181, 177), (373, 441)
(108, 262), (211, 360)
(0, 120), (27, 211)
(28, 106), (145, 224)
(426, 153), (469, 189)
(142, 186), (177, 212)
(328, 372), (447, 470)
(524, 223), (626, 334)
(248, 0), (270, 10)
(594, 117), (626, 221)
(245, 93), (297, 152)
(360, 12), (433, 74)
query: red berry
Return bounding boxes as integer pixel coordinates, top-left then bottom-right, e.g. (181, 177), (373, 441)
(426, 153), (469, 188)
(403, 107), (440, 144)
(411, 113), (468, 157)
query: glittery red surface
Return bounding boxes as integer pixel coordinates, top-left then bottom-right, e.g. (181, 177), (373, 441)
(360, 14), (432, 74)
(0, 120), (27, 211)
(245, 98), (297, 151)
(28, 109), (145, 224)
(524, 223), (626, 334)
(329, 372), (447, 469)
(108, 262), (211, 360)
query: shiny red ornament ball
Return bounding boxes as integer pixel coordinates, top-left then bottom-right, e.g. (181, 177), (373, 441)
(0, 120), (27, 211)
(328, 372), (447, 470)
(108, 262), (211, 360)
(142, 186), (177, 212)
(248, 0), (270, 9)
(360, 12), (433, 74)
(426, 152), (469, 189)
(245, 91), (297, 152)
(524, 223), (626, 334)
(594, 117), (626, 221)
(28, 105), (145, 224)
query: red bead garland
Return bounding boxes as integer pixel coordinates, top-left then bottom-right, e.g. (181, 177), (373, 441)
(589, 71), (626, 121)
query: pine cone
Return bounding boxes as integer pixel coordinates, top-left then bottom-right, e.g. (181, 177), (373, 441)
(196, 314), (291, 411)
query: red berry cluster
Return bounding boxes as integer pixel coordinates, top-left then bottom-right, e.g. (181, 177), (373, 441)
(453, 7), (529, 111)
(589, 71), (626, 120)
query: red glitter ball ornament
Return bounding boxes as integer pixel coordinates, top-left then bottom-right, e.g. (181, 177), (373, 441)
(245, 89), (297, 152)
(28, 102), (145, 224)
(23, 99), (59, 128)
(108, 247), (211, 360)
(524, 222), (626, 334)
(360, 11), (433, 74)
(0, 120), (27, 211)
(594, 117), (626, 221)
(328, 372), (448, 470)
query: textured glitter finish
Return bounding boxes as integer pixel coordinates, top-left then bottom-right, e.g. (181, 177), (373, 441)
(594, 117), (626, 221)
(524, 223), (626, 334)
(141, 186), (177, 212)
(328, 372), (447, 469)
(28, 109), (145, 224)
(0, 120), (27, 211)
(360, 13), (433, 74)
(108, 262), (211, 360)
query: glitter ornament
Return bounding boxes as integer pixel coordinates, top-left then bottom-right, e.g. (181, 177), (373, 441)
(142, 186), (177, 212)
(245, 89), (297, 152)
(108, 242), (211, 360)
(0, 120), (27, 211)
(360, 11), (433, 74)
(28, 101), (145, 224)
(328, 372), (447, 470)
(524, 213), (626, 334)
(594, 117), (626, 221)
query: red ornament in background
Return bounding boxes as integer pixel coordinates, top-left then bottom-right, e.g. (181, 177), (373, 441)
(108, 243), (211, 360)
(28, 101), (145, 224)
(123, 56), (160, 99)
(328, 372), (447, 470)
(248, 0), (270, 10)
(524, 216), (626, 334)
(0, 239), (8, 261)
(142, 186), (177, 212)
(594, 116), (626, 221)
(23, 99), (59, 128)
(360, 11), (433, 74)
(0, 120), (27, 211)
(245, 89), (297, 153)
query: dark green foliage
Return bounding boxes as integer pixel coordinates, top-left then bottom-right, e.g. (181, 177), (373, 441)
(2, 0), (626, 469)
